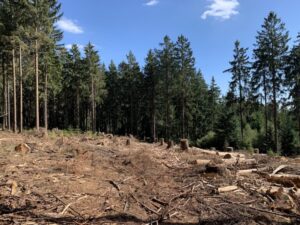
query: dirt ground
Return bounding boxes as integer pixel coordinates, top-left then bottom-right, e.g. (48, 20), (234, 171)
(0, 130), (299, 225)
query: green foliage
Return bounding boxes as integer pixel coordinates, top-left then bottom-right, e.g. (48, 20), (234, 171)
(0, 7), (300, 156)
(196, 131), (217, 149)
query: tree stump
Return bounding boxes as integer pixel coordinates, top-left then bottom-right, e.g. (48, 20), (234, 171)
(253, 148), (260, 154)
(160, 138), (164, 146)
(226, 147), (234, 152)
(180, 139), (189, 151)
(126, 139), (131, 146)
(167, 140), (174, 149)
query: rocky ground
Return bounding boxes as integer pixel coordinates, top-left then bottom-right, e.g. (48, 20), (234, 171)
(0, 130), (299, 225)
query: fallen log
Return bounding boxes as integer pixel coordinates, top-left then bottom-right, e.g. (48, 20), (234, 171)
(194, 159), (211, 166)
(268, 174), (300, 188)
(237, 169), (258, 176)
(218, 185), (238, 193)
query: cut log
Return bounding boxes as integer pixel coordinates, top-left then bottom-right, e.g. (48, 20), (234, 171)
(180, 139), (189, 151)
(268, 174), (300, 188)
(218, 185), (238, 193)
(272, 165), (288, 175)
(237, 169), (258, 176)
(167, 140), (174, 149)
(195, 159), (211, 166)
(6, 180), (18, 195)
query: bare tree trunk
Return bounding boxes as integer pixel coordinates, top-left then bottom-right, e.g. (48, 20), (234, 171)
(35, 39), (39, 131)
(238, 76), (244, 141)
(263, 73), (268, 140)
(76, 86), (80, 129)
(12, 49), (17, 133)
(91, 75), (96, 132)
(2, 54), (7, 130)
(272, 73), (278, 152)
(44, 66), (48, 135)
(7, 77), (10, 131)
(19, 45), (23, 133)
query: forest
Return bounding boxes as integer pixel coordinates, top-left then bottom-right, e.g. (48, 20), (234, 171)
(0, 0), (300, 156)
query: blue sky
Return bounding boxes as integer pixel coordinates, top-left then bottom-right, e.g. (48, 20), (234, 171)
(57, 0), (300, 93)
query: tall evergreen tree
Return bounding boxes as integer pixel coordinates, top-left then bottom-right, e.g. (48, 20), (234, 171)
(225, 40), (250, 141)
(174, 35), (196, 138)
(252, 12), (289, 152)
(286, 34), (300, 140)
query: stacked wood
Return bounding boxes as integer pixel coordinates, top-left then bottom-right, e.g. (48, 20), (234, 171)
(180, 139), (189, 151)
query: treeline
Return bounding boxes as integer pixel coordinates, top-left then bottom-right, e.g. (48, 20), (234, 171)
(0, 1), (299, 155)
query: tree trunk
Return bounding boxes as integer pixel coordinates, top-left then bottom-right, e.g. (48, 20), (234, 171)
(272, 77), (278, 152)
(35, 39), (39, 131)
(7, 76), (10, 131)
(12, 49), (17, 133)
(165, 68), (170, 140)
(2, 54), (7, 130)
(44, 65), (48, 135)
(76, 86), (80, 129)
(91, 75), (96, 132)
(238, 75), (243, 141)
(19, 45), (23, 133)
(263, 73), (268, 140)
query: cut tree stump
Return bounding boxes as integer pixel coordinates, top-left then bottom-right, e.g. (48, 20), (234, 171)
(15, 143), (31, 154)
(253, 148), (260, 154)
(167, 140), (174, 149)
(226, 147), (234, 152)
(180, 139), (189, 151)
(160, 138), (164, 146)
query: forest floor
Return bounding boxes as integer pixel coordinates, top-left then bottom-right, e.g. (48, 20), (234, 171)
(0, 131), (300, 225)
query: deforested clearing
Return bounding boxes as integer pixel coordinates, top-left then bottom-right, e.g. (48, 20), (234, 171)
(0, 131), (299, 224)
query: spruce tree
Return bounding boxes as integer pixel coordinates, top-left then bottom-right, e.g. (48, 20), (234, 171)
(225, 40), (250, 142)
(252, 12), (289, 152)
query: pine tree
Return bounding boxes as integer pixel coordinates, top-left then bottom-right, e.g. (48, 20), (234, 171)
(84, 43), (101, 132)
(207, 77), (221, 132)
(144, 49), (159, 141)
(286, 33), (300, 141)
(225, 40), (250, 142)
(157, 36), (176, 140)
(252, 12), (289, 152)
(174, 35), (196, 138)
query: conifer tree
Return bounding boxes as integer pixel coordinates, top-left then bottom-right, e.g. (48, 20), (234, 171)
(225, 40), (250, 141)
(252, 12), (289, 152)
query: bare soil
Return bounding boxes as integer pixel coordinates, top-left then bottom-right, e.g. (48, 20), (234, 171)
(0, 131), (299, 225)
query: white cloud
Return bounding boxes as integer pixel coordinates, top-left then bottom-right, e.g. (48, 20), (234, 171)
(57, 17), (83, 34)
(201, 0), (239, 20)
(145, 0), (159, 6)
(65, 44), (84, 51)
